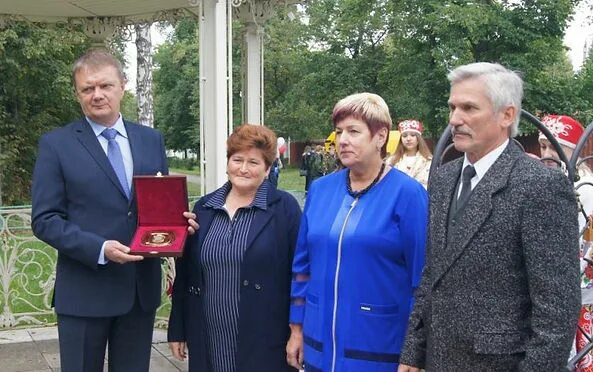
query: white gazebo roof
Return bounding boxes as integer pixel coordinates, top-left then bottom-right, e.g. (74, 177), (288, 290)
(0, 0), (199, 23)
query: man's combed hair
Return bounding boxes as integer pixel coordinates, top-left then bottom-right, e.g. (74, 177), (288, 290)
(72, 49), (126, 86)
(448, 62), (523, 137)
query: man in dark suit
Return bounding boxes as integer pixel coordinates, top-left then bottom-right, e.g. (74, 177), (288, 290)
(31, 49), (196, 372)
(399, 62), (581, 371)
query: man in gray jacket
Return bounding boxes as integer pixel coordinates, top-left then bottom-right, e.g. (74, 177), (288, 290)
(399, 62), (580, 371)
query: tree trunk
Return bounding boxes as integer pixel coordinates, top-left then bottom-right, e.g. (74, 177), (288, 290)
(135, 24), (154, 127)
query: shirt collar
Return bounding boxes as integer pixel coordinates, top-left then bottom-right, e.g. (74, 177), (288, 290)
(87, 114), (128, 139)
(204, 181), (269, 210)
(462, 138), (509, 182)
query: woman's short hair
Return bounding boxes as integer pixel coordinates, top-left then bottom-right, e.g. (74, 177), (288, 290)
(72, 49), (126, 85)
(227, 124), (277, 168)
(331, 93), (393, 157)
(447, 62), (523, 137)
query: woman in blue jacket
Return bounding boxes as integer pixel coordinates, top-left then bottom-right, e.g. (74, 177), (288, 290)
(168, 124), (301, 371)
(286, 93), (428, 372)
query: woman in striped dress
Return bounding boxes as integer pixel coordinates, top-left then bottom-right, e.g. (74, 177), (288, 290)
(168, 124), (302, 372)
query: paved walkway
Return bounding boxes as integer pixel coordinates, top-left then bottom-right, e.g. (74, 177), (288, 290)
(0, 327), (188, 372)
(170, 171), (200, 186)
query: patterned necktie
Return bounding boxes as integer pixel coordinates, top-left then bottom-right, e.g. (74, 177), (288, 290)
(457, 165), (476, 211)
(100, 128), (130, 199)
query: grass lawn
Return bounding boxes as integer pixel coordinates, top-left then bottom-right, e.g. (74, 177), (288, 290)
(170, 167), (200, 176)
(278, 166), (306, 192)
(187, 182), (201, 197)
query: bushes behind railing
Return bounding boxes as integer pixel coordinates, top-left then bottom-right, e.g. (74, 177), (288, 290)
(0, 206), (175, 329)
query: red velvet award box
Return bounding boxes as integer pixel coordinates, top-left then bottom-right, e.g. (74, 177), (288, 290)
(129, 175), (188, 257)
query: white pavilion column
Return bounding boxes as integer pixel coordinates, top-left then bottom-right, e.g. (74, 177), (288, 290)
(200, 0), (232, 193)
(242, 22), (264, 125)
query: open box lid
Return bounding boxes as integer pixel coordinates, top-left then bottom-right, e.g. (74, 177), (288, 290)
(133, 175), (188, 226)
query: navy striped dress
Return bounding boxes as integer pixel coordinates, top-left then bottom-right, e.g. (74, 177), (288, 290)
(200, 181), (269, 372)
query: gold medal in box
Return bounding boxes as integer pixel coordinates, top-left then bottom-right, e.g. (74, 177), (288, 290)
(141, 231), (176, 247)
(129, 174), (188, 257)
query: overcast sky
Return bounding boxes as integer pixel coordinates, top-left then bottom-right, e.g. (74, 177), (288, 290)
(564, 1), (593, 71)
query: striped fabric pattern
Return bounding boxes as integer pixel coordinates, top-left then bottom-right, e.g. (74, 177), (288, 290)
(201, 181), (268, 372)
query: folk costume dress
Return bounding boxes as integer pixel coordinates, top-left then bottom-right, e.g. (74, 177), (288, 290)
(575, 170), (593, 372)
(290, 167), (428, 371)
(392, 154), (432, 189)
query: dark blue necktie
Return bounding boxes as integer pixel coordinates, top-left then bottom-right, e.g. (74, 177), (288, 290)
(457, 165), (476, 211)
(101, 128), (130, 199)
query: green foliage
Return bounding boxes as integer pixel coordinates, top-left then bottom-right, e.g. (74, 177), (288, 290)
(153, 19), (200, 153)
(0, 22), (89, 204)
(1, 1), (590, 207)
(379, 0), (581, 136)
(120, 91), (139, 122)
(277, 166), (305, 192)
(264, 3), (389, 140)
(261, 0), (588, 142)
(575, 44), (593, 125)
(167, 157), (197, 170)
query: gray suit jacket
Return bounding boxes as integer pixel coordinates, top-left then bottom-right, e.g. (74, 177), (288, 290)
(400, 141), (581, 371)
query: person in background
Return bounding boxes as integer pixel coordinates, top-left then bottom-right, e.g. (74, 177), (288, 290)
(539, 114), (593, 230)
(268, 155), (283, 187)
(322, 143), (338, 175)
(301, 145), (313, 192)
(538, 114), (593, 370)
(168, 124), (302, 372)
(539, 114), (592, 177)
(286, 92), (428, 371)
(387, 119), (433, 188)
(31, 49), (197, 372)
(399, 62), (580, 371)
(308, 145), (326, 184)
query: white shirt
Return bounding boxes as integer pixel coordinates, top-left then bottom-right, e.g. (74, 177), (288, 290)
(458, 139), (509, 197)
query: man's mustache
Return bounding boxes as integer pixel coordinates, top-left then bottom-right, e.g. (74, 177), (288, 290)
(451, 127), (471, 136)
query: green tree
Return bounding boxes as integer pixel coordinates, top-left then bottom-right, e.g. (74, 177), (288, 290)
(576, 44), (593, 125)
(380, 0), (579, 137)
(153, 19), (200, 155)
(0, 22), (89, 204)
(264, 2), (390, 141)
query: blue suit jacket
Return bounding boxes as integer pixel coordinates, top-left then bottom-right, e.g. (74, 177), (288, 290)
(31, 118), (168, 317)
(168, 184), (301, 372)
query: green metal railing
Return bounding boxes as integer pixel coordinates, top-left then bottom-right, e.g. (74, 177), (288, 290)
(0, 204), (192, 330)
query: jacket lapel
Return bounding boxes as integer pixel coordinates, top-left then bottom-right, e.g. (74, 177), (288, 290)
(432, 142), (519, 285)
(430, 159), (462, 265)
(125, 121), (143, 204)
(244, 188), (277, 252)
(125, 121), (143, 178)
(74, 119), (128, 199)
